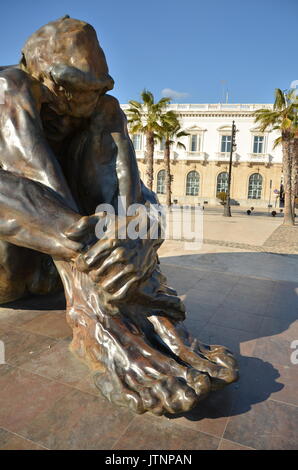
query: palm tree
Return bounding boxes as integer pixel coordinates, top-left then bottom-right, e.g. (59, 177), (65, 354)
(254, 89), (298, 225)
(158, 111), (189, 207)
(126, 90), (171, 191)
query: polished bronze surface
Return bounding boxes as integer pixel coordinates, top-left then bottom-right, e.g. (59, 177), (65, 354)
(0, 16), (238, 415)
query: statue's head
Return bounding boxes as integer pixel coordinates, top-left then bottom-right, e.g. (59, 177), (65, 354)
(21, 16), (114, 117)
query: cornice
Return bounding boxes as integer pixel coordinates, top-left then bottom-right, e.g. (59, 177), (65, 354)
(176, 112), (255, 118)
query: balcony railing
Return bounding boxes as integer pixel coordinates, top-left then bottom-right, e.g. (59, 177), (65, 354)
(248, 153), (270, 163)
(155, 151), (165, 160)
(216, 152), (231, 162)
(134, 150), (167, 160)
(182, 151), (207, 161)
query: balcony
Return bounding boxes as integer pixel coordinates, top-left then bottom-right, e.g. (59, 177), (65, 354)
(216, 152), (231, 162)
(215, 152), (240, 166)
(155, 150), (166, 160)
(184, 151), (207, 162)
(135, 150), (145, 161)
(247, 153), (271, 166)
(135, 150), (170, 161)
(174, 151), (208, 163)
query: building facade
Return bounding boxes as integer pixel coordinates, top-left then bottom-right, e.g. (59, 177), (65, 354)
(121, 103), (283, 208)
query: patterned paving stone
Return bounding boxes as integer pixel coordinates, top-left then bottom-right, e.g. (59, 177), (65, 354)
(224, 399), (298, 450)
(20, 339), (90, 387)
(0, 428), (46, 450)
(0, 365), (71, 433)
(218, 439), (254, 450)
(19, 388), (135, 450)
(0, 329), (58, 366)
(19, 311), (71, 340)
(113, 414), (220, 450)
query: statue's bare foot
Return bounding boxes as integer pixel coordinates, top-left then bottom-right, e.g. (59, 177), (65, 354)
(149, 316), (239, 391)
(57, 257), (238, 415)
(67, 303), (211, 415)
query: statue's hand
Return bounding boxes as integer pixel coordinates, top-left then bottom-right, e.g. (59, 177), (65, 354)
(66, 213), (161, 300)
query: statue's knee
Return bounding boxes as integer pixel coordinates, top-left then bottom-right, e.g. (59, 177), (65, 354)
(0, 266), (27, 304)
(0, 243), (61, 304)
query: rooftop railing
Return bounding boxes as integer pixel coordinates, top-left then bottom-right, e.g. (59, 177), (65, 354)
(121, 103), (273, 112)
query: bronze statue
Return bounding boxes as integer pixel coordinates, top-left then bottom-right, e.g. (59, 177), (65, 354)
(0, 16), (238, 415)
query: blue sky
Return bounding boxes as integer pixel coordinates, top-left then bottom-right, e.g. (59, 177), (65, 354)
(0, 0), (297, 104)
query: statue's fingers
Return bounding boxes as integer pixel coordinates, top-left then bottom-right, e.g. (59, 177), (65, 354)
(82, 238), (120, 268)
(65, 213), (105, 241)
(101, 264), (135, 291)
(88, 249), (127, 280)
(112, 275), (141, 300)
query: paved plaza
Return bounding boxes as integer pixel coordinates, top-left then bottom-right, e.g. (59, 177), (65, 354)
(0, 211), (297, 450)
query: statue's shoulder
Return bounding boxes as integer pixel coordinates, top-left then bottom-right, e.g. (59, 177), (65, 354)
(0, 66), (31, 89)
(98, 94), (128, 127)
(92, 94), (127, 130)
(0, 67), (43, 110)
(99, 94), (122, 112)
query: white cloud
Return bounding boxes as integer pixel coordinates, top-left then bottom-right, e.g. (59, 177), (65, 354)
(161, 88), (190, 100)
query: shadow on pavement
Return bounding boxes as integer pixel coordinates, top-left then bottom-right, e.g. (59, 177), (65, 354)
(1, 251), (298, 423)
(161, 251), (298, 421)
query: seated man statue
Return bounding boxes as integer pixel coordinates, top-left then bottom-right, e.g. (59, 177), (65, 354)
(0, 16), (238, 415)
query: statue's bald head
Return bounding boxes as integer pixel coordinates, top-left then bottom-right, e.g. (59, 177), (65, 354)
(21, 16), (114, 93)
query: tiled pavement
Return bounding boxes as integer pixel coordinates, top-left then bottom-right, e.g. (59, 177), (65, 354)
(0, 253), (297, 450)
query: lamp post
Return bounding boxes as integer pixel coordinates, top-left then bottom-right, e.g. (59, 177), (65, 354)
(223, 120), (237, 217)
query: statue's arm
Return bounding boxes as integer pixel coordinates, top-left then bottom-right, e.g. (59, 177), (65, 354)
(90, 95), (144, 207)
(104, 96), (161, 207)
(0, 69), (84, 258)
(0, 68), (77, 210)
(0, 169), (83, 260)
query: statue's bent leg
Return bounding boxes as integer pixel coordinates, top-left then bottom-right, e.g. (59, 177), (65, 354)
(0, 241), (61, 304)
(55, 260), (213, 415)
(50, 231), (238, 415)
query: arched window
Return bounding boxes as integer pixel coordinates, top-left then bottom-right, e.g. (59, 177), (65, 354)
(156, 170), (166, 194)
(186, 171), (200, 196)
(217, 172), (229, 194)
(248, 173), (263, 199)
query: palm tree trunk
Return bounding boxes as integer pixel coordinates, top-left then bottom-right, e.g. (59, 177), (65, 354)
(282, 137), (294, 225)
(145, 131), (154, 191)
(164, 140), (171, 207)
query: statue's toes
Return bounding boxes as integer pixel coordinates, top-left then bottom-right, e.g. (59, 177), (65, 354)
(185, 369), (211, 398)
(143, 376), (199, 415)
(207, 352), (239, 388)
(94, 370), (200, 416)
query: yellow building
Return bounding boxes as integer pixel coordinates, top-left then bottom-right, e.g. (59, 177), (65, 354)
(121, 103), (283, 208)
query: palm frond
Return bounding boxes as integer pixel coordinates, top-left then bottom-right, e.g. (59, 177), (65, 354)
(128, 100), (142, 110)
(156, 97), (171, 107)
(176, 142), (186, 150)
(273, 136), (282, 149)
(274, 88), (286, 110)
(129, 123), (144, 134)
(141, 89), (154, 106)
(176, 131), (189, 138)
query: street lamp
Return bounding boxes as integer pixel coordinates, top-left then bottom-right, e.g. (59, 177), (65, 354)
(223, 120), (237, 217)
